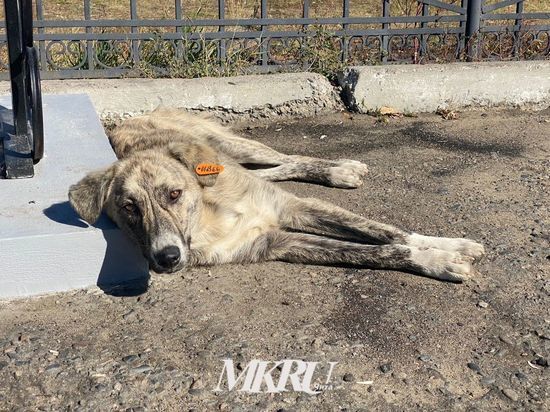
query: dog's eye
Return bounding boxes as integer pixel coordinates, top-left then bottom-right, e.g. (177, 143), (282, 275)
(169, 190), (182, 201)
(123, 203), (137, 214)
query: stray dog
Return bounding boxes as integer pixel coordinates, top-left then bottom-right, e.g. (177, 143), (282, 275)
(69, 109), (484, 282)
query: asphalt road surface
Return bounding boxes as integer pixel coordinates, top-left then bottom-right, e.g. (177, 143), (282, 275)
(0, 109), (548, 411)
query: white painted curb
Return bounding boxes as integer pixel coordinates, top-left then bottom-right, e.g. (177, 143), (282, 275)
(338, 61), (550, 113)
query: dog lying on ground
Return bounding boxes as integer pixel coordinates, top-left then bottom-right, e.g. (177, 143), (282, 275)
(69, 109), (484, 282)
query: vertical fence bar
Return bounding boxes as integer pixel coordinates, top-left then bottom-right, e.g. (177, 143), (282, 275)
(465, 0), (482, 60)
(130, 0), (139, 66)
(175, 0), (183, 59)
(459, 0), (467, 57)
(84, 0), (93, 71)
(218, 0), (226, 62)
(302, 0), (310, 69)
(35, 0), (47, 71)
(260, 0), (268, 67)
(420, 2), (428, 62)
(342, 0), (350, 62)
(514, 0), (524, 57)
(382, 0), (390, 63)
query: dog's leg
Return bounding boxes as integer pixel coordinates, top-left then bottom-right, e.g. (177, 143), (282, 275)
(280, 197), (485, 260)
(250, 160), (368, 189)
(261, 231), (474, 282)
(202, 131), (368, 188)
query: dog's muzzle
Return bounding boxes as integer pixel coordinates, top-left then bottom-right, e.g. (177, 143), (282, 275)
(152, 245), (184, 272)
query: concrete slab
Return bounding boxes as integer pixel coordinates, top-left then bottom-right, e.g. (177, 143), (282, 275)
(338, 61), (550, 113)
(0, 94), (148, 299)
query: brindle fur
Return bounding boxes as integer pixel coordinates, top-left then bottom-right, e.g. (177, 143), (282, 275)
(69, 109), (485, 282)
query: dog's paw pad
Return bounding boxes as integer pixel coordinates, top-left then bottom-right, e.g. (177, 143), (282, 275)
(411, 248), (475, 283)
(326, 160), (368, 188)
(407, 234), (485, 261)
(335, 159), (369, 176)
(457, 241), (485, 260)
(328, 166), (364, 188)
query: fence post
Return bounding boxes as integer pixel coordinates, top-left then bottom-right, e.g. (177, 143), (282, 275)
(302, 0), (310, 69)
(175, 0), (183, 60)
(130, 0), (139, 66)
(342, 0), (350, 62)
(218, 0), (226, 63)
(514, 0), (524, 57)
(260, 0), (268, 67)
(84, 0), (93, 71)
(382, 0), (390, 63)
(465, 0), (482, 60)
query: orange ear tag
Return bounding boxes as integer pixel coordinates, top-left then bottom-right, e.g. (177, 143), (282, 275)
(195, 163), (224, 176)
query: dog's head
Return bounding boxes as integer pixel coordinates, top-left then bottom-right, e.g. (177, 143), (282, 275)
(68, 142), (220, 273)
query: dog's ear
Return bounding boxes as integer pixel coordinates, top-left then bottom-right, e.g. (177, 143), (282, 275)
(168, 142), (221, 187)
(68, 166), (116, 224)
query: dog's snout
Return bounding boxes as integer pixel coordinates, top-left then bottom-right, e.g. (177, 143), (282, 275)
(155, 246), (181, 269)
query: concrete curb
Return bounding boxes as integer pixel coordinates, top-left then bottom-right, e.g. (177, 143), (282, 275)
(1, 63), (547, 122)
(338, 61), (550, 114)
(0, 72), (343, 123)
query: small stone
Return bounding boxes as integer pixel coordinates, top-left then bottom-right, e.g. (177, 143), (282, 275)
(122, 354), (139, 363)
(379, 363), (392, 373)
(418, 354), (431, 362)
(394, 372), (407, 380)
(477, 301), (489, 308)
(499, 335), (515, 345)
(481, 376), (495, 386)
(130, 365), (152, 374)
(534, 357), (548, 367)
(311, 338), (323, 349)
(45, 364), (61, 373)
(515, 371), (528, 382)
(502, 388), (519, 402)
(91, 373), (107, 382)
(467, 362), (482, 373)
(342, 373), (354, 382)
(0, 361), (8, 370)
(123, 310), (138, 321)
(495, 348), (509, 358)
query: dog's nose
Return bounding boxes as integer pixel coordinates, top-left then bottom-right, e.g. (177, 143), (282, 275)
(155, 246), (181, 268)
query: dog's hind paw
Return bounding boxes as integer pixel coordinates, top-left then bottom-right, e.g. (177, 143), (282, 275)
(407, 234), (485, 261)
(327, 160), (369, 189)
(410, 247), (475, 283)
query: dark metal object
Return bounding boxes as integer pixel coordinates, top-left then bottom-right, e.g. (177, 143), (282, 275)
(0, 0), (547, 79)
(466, 0), (482, 60)
(1, 0), (44, 179)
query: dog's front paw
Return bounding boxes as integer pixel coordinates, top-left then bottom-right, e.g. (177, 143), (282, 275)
(410, 247), (475, 283)
(455, 239), (485, 260)
(327, 160), (369, 189)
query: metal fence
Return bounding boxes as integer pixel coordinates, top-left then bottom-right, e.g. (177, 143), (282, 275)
(0, 0), (549, 79)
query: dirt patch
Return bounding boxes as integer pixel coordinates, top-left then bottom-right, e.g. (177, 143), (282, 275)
(0, 109), (548, 411)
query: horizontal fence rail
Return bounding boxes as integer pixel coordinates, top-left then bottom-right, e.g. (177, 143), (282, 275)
(0, 0), (548, 79)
